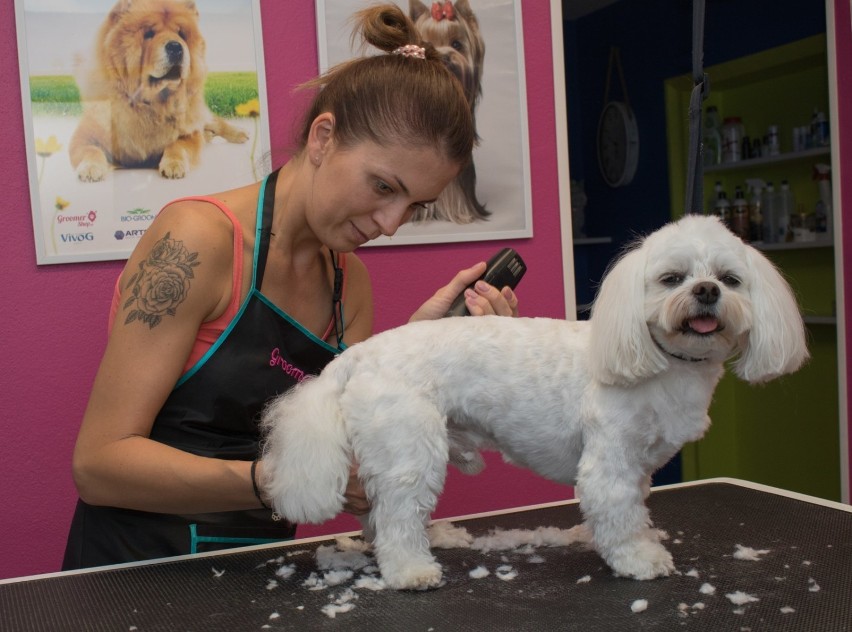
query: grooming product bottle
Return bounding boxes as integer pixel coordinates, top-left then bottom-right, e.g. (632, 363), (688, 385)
(777, 180), (795, 243)
(745, 179), (765, 242)
(813, 163), (832, 237)
(721, 116), (745, 163)
(761, 181), (777, 243)
(713, 183), (731, 225)
(703, 106), (722, 167)
(731, 186), (749, 240)
(766, 125), (780, 156)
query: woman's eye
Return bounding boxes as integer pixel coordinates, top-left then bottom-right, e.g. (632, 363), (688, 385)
(376, 181), (393, 194)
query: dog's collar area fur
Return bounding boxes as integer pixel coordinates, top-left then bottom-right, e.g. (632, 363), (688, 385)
(651, 334), (708, 363)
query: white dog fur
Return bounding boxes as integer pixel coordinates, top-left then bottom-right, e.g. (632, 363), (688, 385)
(260, 215), (808, 590)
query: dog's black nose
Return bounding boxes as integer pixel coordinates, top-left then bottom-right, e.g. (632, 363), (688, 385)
(693, 281), (720, 305)
(166, 41), (184, 64)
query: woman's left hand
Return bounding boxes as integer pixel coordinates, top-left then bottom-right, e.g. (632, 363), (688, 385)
(409, 261), (519, 322)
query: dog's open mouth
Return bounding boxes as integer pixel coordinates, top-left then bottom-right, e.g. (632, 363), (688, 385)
(149, 65), (183, 84)
(683, 316), (721, 335)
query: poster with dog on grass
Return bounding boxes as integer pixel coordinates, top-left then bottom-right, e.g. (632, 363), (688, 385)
(316, 0), (533, 246)
(15, 0), (269, 265)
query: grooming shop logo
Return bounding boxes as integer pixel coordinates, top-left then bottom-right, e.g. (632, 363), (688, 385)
(115, 207), (154, 241)
(57, 210), (97, 244)
(269, 347), (307, 382)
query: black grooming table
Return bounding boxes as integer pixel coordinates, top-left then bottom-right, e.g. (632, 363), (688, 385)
(2, 478), (850, 631)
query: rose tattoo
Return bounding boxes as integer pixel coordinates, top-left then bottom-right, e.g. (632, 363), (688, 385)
(124, 232), (200, 329)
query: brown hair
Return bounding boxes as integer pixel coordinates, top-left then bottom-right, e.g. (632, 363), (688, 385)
(297, 4), (474, 167)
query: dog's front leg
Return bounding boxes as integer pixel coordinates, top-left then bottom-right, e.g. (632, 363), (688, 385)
(159, 131), (204, 178)
(576, 447), (674, 580)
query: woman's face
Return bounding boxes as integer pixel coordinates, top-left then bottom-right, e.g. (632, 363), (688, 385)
(308, 139), (460, 251)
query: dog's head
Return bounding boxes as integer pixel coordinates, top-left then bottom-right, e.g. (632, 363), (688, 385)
(410, 0), (484, 111)
(588, 215), (809, 386)
(97, 0), (206, 105)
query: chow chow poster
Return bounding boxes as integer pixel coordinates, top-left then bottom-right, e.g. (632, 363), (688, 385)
(15, 0), (269, 264)
(317, 0), (532, 246)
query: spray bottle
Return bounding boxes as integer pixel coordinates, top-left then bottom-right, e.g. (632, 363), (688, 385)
(745, 179), (765, 242)
(761, 181), (777, 243)
(813, 163), (832, 238)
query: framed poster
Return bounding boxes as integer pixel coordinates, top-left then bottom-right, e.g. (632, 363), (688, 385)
(15, 0), (270, 265)
(316, 0), (533, 246)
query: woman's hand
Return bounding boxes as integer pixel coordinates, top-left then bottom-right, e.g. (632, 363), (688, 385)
(342, 464), (370, 516)
(409, 261), (519, 322)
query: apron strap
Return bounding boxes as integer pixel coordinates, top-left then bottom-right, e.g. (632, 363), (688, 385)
(254, 168), (280, 290)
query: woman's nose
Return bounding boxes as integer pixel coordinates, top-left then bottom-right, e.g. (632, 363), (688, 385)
(373, 205), (411, 237)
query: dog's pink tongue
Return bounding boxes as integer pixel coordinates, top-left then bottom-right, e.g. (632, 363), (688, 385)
(689, 317), (719, 333)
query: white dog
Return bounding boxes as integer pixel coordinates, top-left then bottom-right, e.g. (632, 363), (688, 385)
(260, 215), (808, 590)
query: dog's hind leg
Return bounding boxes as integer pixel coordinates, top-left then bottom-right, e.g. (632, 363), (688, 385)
(204, 117), (249, 144)
(347, 390), (449, 590)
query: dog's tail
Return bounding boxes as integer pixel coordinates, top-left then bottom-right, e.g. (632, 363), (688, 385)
(259, 357), (352, 524)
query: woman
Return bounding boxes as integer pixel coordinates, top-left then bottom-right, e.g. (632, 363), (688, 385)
(62, 4), (518, 569)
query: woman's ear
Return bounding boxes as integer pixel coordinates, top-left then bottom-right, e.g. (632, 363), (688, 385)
(307, 113), (335, 163)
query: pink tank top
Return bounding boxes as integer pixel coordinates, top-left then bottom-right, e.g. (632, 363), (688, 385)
(108, 196), (343, 374)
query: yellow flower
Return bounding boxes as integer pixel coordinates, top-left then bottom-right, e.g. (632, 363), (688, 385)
(235, 98), (260, 117)
(55, 196), (70, 211)
(36, 135), (62, 157)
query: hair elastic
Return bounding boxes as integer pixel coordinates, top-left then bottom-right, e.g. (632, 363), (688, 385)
(392, 44), (426, 59)
(251, 458), (272, 511)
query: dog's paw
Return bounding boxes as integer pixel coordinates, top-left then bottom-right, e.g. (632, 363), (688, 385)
(381, 560), (443, 591)
(606, 540), (675, 580)
(159, 156), (189, 179)
(76, 160), (109, 182)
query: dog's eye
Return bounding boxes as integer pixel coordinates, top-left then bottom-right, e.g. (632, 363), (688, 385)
(144, 29), (155, 40)
(720, 275), (741, 287)
(660, 273), (684, 286)
(178, 29), (187, 41)
(451, 40), (465, 53)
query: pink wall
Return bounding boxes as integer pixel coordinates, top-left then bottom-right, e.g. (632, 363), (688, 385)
(0, 1), (571, 579)
(832, 0), (852, 501)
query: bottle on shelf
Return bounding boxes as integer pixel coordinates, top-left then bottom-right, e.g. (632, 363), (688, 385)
(762, 181), (778, 243)
(813, 110), (830, 147)
(745, 179), (765, 242)
(766, 125), (780, 156)
(731, 185), (749, 240)
(777, 180), (795, 243)
(813, 163), (833, 237)
(708, 181), (723, 216)
(721, 116), (745, 163)
(702, 106), (722, 167)
(712, 182), (731, 227)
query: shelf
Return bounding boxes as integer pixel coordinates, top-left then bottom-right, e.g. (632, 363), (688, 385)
(573, 237), (613, 246)
(704, 146), (830, 174)
(803, 315), (836, 326)
(752, 237), (833, 251)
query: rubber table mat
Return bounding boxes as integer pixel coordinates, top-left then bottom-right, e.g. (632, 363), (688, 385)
(2, 481), (850, 631)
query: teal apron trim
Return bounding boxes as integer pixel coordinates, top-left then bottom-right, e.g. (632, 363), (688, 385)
(189, 523), (291, 554)
(254, 291), (345, 354)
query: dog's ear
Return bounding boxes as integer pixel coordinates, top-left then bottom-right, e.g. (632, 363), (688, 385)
(733, 247), (809, 383)
(409, 0), (430, 21)
(588, 246), (668, 385)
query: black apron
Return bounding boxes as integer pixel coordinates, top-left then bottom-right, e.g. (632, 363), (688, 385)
(63, 170), (344, 570)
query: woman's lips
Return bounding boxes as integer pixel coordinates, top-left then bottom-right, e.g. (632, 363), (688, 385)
(350, 222), (371, 246)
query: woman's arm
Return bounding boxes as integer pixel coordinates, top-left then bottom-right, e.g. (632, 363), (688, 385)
(71, 201), (261, 514)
